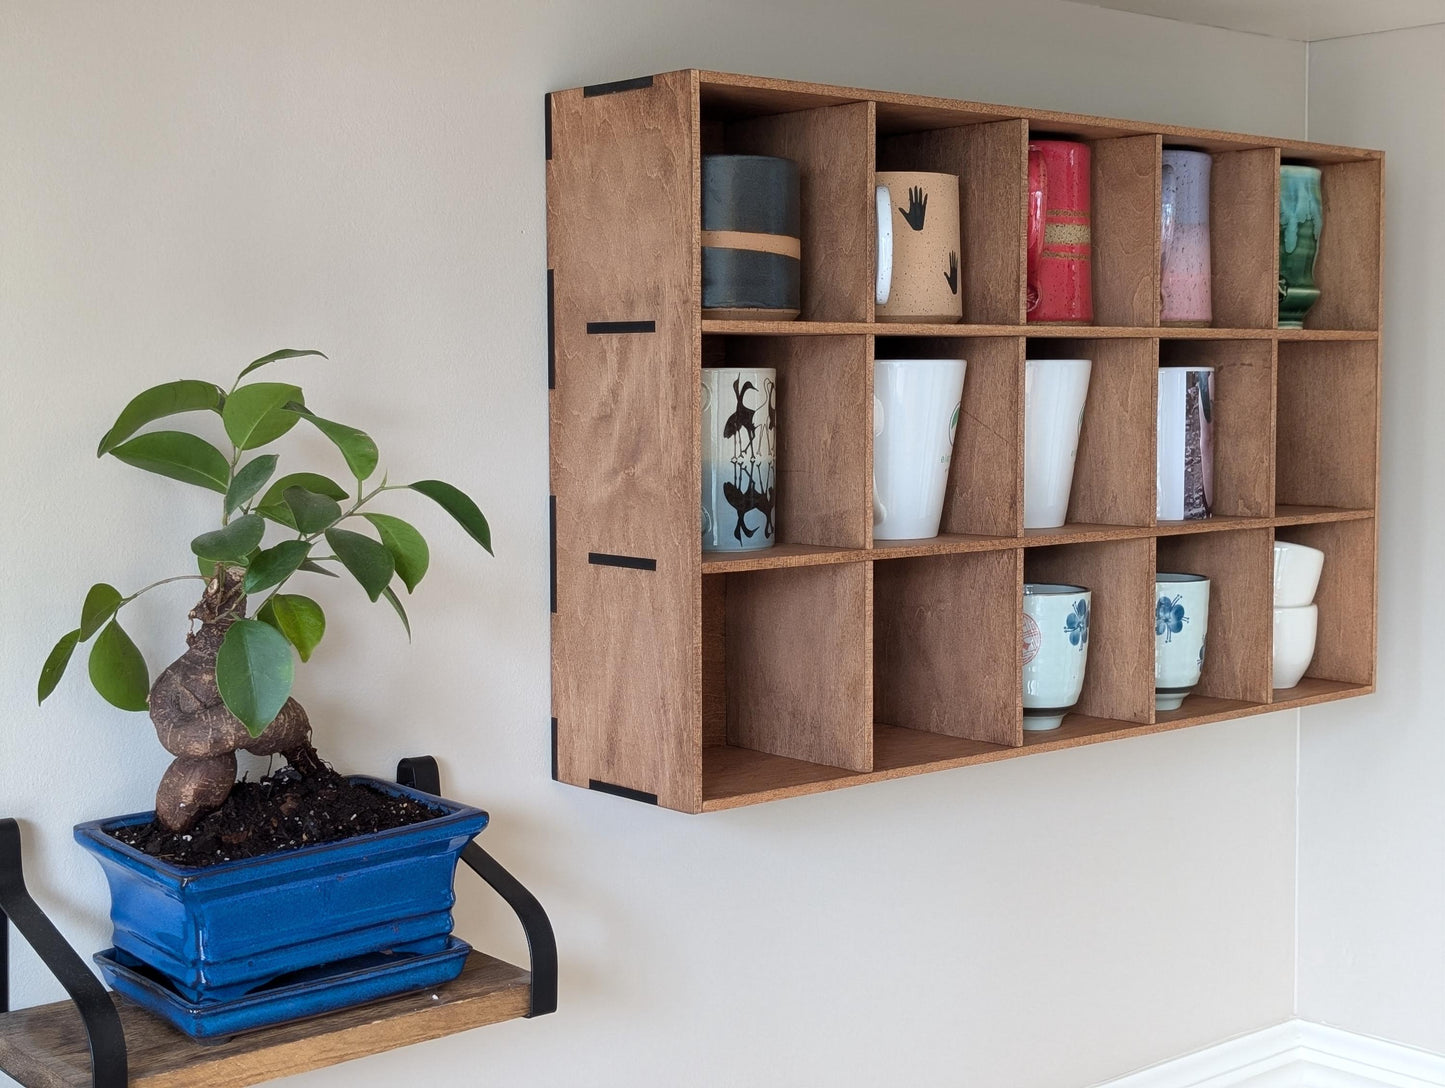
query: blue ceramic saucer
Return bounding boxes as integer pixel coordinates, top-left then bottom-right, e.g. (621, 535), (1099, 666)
(96, 937), (472, 1041)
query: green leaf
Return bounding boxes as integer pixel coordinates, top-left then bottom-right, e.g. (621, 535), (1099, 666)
(258, 472), (348, 509)
(243, 539), (311, 594)
(109, 431), (230, 493)
(325, 527), (394, 601)
(222, 383), (303, 450)
(380, 585), (412, 641)
(298, 558), (339, 578)
(224, 454), (279, 517)
(283, 487), (343, 535)
(409, 480), (492, 554)
(362, 513), (429, 592)
(290, 408), (379, 480)
(191, 514), (265, 563)
(38, 629), (80, 704)
(257, 594), (326, 662)
(97, 380), (225, 456)
(79, 583), (124, 641)
(88, 620), (149, 712)
(236, 348), (328, 382)
(215, 619), (294, 737)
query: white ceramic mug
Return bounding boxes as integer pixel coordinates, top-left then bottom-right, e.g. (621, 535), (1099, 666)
(701, 367), (777, 551)
(1024, 358), (1092, 529)
(1273, 540), (1324, 607)
(872, 359), (966, 540)
(1157, 365), (1214, 521)
(1022, 583), (1092, 731)
(1273, 603), (1318, 689)
(1155, 572), (1210, 710)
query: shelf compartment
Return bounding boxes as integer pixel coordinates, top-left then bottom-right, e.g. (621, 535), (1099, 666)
(707, 100), (875, 322)
(1302, 158), (1383, 332)
(877, 119), (1028, 324)
(0, 953), (529, 1088)
(1159, 339), (1275, 518)
(1028, 337), (1158, 529)
(703, 564), (873, 777)
(706, 334), (871, 549)
(1276, 340), (1378, 512)
(875, 550), (1022, 746)
(1024, 538), (1155, 726)
(1273, 519), (1376, 691)
(1203, 147), (1281, 329)
(1157, 527), (1274, 706)
(877, 335), (1024, 537)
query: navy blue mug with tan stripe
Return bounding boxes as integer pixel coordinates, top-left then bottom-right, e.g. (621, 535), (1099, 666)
(701, 155), (801, 320)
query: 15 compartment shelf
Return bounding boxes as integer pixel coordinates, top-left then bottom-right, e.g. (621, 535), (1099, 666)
(548, 69), (1382, 813)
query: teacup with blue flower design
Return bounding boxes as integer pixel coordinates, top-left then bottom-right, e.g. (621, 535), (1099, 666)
(1155, 572), (1210, 711)
(1022, 583), (1092, 731)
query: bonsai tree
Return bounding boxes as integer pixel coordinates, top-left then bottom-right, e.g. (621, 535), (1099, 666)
(37, 349), (491, 833)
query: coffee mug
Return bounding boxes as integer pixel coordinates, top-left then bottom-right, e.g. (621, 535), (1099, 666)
(1273, 540), (1324, 608)
(1279, 164), (1323, 329)
(701, 367), (776, 551)
(702, 155), (801, 320)
(1157, 366), (1214, 521)
(1023, 583), (1092, 731)
(873, 358), (966, 540)
(874, 171), (962, 323)
(1024, 358), (1092, 529)
(1161, 149), (1213, 326)
(1155, 573), (1210, 710)
(1273, 603), (1318, 689)
(1027, 140), (1093, 324)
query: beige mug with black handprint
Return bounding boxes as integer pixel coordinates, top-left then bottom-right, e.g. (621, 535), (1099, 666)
(875, 171), (962, 323)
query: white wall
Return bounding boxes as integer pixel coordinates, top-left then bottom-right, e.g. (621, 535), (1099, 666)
(0, 4), (1307, 1085)
(1297, 25), (1445, 1054)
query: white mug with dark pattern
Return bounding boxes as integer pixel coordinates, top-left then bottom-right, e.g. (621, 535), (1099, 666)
(701, 367), (777, 552)
(1155, 572), (1210, 710)
(1022, 583), (1092, 731)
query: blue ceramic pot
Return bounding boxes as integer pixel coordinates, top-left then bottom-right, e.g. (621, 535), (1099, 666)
(74, 776), (487, 1005)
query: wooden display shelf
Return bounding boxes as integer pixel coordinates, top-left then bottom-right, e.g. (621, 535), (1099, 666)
(0, 953), (529, 1088)
(548, 70), (1382, 813)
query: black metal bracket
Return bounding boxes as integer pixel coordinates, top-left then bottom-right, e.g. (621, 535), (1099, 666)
(396, 756), (559, 1018)
(0, 760), (556, 1087)
(0, 818), (128, 1088)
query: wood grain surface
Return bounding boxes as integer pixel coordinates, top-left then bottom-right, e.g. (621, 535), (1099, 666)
(1275, 519), (1376, 686)
(1276, 340), (1378, 510)
(1091, 135), (1162, 327)
(1209, 147), (1280, 329)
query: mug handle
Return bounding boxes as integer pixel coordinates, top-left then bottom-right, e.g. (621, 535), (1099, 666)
(875, 185), (893, 306)
(1026, 147), (1046, 312)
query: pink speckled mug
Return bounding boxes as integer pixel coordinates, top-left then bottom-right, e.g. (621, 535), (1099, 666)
(1161, 150), (1212, 326)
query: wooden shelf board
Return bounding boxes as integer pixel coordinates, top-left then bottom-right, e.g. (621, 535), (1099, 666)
(1272, 676), (1374, 707)
(702, 542), (865, 573)
(0, 953), (530, 1088)
(1155, 515), (1274, 537)
(869, 533), (1022, 560)
(703, 320), (1379, 341)
(1023, 522), (1154, 546)
(1272, 505), (1374, 526)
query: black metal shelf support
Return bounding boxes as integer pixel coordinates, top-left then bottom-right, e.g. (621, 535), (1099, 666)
(0, 755), (556, 1087)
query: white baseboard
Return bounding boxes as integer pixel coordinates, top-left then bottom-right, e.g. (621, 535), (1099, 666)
(1095, 1020), (1445, 1088)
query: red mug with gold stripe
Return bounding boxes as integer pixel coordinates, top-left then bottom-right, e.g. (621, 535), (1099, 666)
(1027, 140), (1093, 324)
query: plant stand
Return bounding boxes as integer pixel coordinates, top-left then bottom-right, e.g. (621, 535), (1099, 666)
(0, 757), (557, 1088)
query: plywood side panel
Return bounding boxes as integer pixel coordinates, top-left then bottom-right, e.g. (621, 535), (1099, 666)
(874, 550), (1022, 745)
(1276, 340), (1378, 510)
(1091, 134), (1162, 327)
(726, 564), (873, 770)
(727, 101), (875, 321)
(1064, 338), (1157, 527)
(548, 72), (702, 810)
(1208, 147), (1279, 329)
(1308, 158), (1383, 331)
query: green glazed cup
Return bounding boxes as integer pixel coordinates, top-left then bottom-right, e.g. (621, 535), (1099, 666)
(1279, 165), (1323, 328)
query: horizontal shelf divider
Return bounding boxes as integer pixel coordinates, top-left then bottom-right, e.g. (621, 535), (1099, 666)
(700, 681), (1374, 810)
(703, 320), (1379, 340)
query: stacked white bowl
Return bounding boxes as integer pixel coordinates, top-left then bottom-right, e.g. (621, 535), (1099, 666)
(1273, 541), (1325, 689)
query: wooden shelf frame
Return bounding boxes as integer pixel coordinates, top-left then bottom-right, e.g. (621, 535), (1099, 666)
(548, 70), (1382, 813)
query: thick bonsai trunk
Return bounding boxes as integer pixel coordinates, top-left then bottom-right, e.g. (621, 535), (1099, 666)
(149, 568), (317, 832)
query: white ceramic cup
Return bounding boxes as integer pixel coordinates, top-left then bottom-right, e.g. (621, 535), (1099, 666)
(1155, 572), (1210, 710)
(873, 358), (966, 540)
(1022, 583), (1092, 731)
(1156, 365), (1215, 521)
(1273, 540), (1324, 607)
(1273, 603), (1318, 689)
(701, 367), (777, 552)
(1024, 358), (1092, 530)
